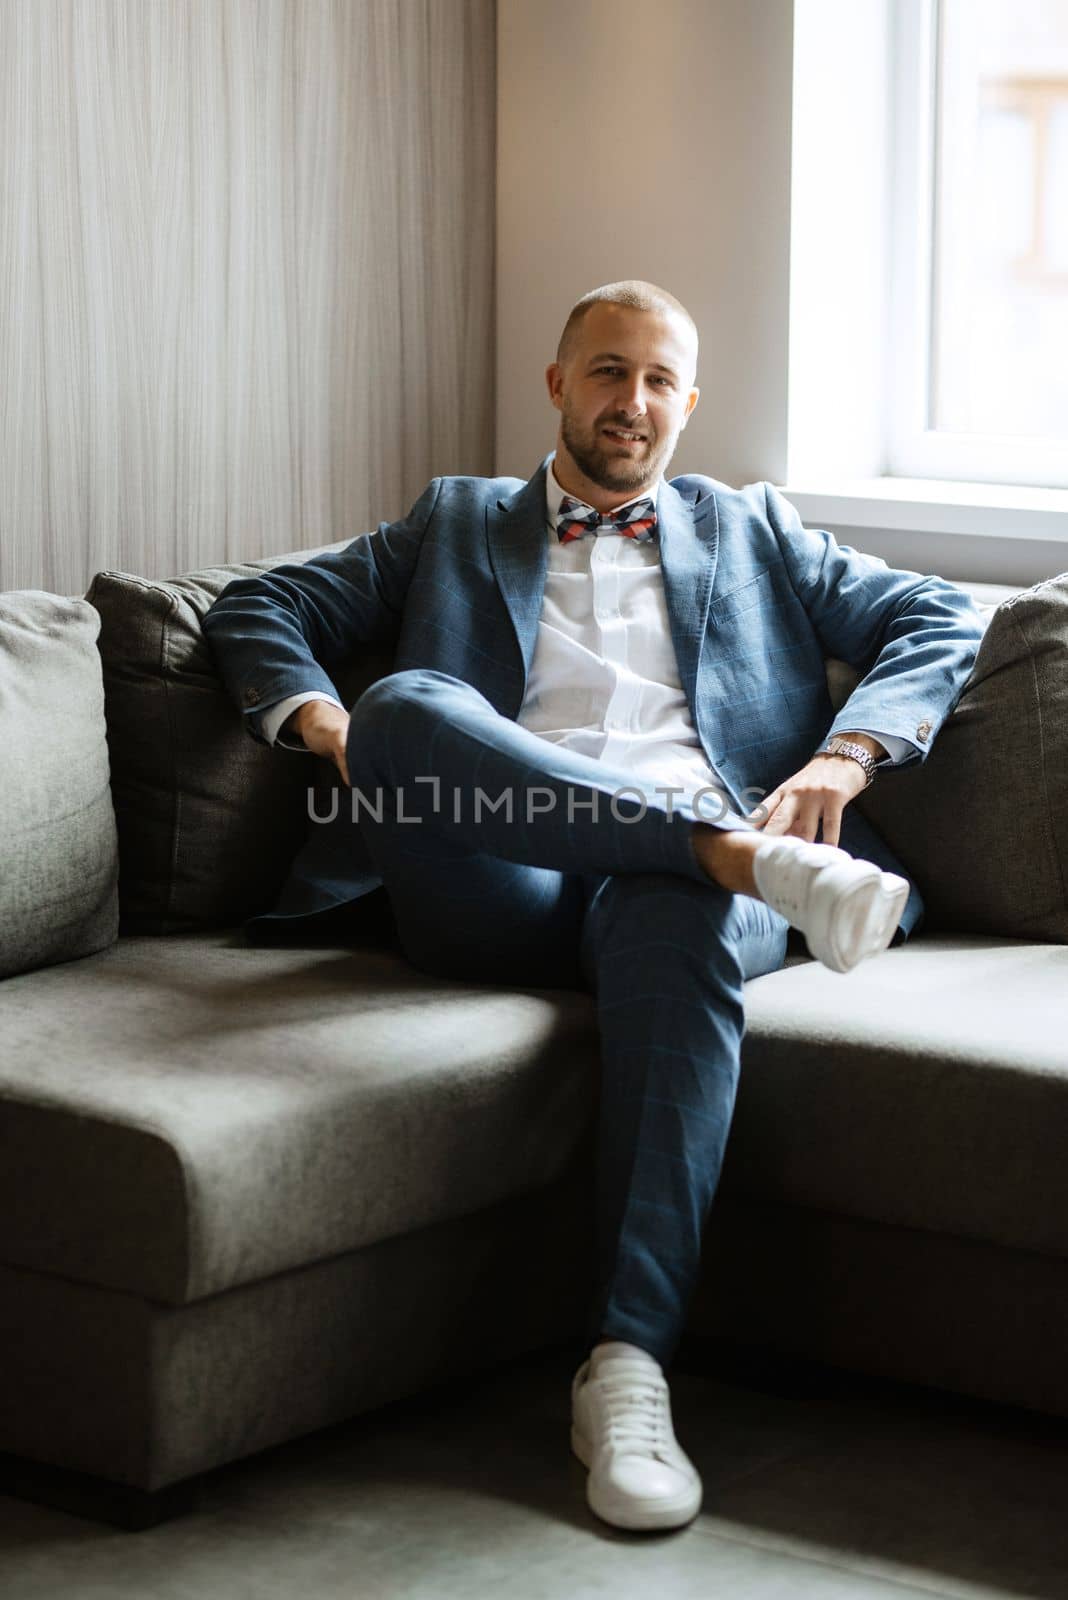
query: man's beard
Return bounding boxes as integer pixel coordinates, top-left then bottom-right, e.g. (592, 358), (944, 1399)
(560, 408), (675, 494)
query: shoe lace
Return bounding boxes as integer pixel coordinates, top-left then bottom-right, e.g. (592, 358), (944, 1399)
(597, 1368), (671, 1455)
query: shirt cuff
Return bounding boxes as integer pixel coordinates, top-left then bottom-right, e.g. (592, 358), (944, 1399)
(259, 692), (347, 749)
(839, 730), (918, 767)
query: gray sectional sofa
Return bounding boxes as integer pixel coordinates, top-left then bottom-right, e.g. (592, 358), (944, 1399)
(2, 537), (1067, 1529)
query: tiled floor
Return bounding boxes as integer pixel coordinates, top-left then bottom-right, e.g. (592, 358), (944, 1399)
(1, 1338), (1066, 1600)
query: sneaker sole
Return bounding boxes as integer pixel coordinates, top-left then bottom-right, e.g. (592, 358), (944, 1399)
(810, 867), (910, 973)
(570, 1423), (703, 1531)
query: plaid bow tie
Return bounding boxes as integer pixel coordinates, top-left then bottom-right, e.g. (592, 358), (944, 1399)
(556, 494), (658, 544)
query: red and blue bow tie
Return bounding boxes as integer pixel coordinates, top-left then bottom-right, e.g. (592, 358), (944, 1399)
(556, 494), (658, 544)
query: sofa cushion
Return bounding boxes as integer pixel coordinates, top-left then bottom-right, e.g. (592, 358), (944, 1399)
(87, 546), (391, 934)
(857, 574), (1068, 939)
(2, 930), (1066, 1307)
(0, 592), (118, 978)
(0, 932), (599, 1305)
(723, 933), (1068, 1259)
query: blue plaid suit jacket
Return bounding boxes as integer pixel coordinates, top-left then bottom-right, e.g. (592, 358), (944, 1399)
(202, 455), (985, 937)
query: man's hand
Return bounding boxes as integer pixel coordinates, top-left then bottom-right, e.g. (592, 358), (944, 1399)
(285, 701), (352, 786)
(749, 733), (885, 847)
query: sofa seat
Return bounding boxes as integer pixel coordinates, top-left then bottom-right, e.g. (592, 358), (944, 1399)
(0, 931), (600, 1306)
(4, 927), (1066, 1320)
(730, 935), (1068, 1262)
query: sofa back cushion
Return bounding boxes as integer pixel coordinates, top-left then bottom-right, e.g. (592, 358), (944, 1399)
(856, 574), (1068, 939)
(87, 547), (391, 934)
(0, 592), (119, 977)
(89, 546), (1065, 944)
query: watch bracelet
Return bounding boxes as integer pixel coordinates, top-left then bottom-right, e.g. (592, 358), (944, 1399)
(820, 739), (878, 787)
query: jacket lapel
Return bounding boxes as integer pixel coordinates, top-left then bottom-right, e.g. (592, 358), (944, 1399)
(656, 477), (719, 710)
(485, 456), (552, 685)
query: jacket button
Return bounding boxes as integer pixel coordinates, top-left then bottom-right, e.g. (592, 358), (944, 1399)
(916, 719), (932, 743)
(243, 687), (261, 707)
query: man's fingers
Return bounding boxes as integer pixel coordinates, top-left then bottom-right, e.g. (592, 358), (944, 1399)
(788, 797), (823, 842)
(756, 790), (847, 844)
(761, 793), (798, 836)
(821, 803), (843, 848)
(748, 789), (781, 828)
(751, 763), (858, 844)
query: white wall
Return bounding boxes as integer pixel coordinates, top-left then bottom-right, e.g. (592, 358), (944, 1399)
(496, 0), (795, 489)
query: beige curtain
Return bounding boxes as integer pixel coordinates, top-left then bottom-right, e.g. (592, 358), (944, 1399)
(0, 0), (496, 595)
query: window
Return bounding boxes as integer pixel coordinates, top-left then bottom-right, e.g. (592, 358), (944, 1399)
(889, 0), (1068, 488)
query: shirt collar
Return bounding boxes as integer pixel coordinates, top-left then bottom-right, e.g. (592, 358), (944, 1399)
(545, 451), (662, 532)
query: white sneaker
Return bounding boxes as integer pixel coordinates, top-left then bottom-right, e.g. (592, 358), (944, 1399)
(752, 837), (910, 974)
(570, 1343), (702, 1532)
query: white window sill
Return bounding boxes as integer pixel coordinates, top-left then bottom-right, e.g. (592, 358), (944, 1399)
(779, 477), (1068, 544)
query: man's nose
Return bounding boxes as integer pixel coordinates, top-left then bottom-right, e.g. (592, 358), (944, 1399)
(614, 377), (646, 417)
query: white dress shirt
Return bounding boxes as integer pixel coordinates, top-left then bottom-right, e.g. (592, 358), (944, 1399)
(260, 456), (912, 795)
(517, 466), (731, 814)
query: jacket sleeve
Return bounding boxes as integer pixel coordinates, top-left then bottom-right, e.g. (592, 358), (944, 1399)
(764, 482), (987, 764)
(202, 478), (442, 743)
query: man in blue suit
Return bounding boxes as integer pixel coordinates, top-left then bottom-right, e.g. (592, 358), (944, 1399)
(203, 280), (984, 1533)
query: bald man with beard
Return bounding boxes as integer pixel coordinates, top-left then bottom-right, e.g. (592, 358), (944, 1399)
(204, 280), (984, 1532)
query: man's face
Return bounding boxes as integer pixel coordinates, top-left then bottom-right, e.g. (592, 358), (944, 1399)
(545, 302), (700, 508)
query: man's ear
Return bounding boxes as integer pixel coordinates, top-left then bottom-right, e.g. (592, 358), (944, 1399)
(546, 362), (564, 411)
(680, 386), (700, 428)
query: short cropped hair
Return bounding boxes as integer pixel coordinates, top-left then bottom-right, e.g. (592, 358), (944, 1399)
(555, 280), (698, 374)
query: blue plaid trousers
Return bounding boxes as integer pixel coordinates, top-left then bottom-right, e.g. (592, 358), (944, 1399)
(344, 669), (789, 1368)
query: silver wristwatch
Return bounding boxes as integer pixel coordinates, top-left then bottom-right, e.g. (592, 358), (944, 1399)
(820, 737), (879, 788)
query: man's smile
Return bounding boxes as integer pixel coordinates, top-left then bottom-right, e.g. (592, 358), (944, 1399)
(602, 425), (647, 447)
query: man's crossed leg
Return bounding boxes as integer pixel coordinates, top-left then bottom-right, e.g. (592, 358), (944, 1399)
(342, 669), (909, 1531)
